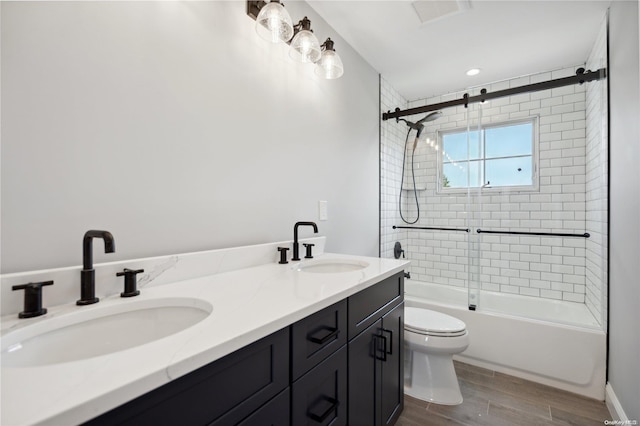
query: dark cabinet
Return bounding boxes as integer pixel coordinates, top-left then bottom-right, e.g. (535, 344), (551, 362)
(348, 273), (404, 426)
(84, 272), (404, 426)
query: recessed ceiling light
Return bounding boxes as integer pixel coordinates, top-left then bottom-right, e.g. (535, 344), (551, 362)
(466, 68), (481, 76)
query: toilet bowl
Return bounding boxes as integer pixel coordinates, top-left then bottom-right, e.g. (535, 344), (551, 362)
(404, 307), (469, 405)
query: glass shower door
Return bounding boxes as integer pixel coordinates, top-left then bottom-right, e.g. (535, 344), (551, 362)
(466, 99), (483, 311)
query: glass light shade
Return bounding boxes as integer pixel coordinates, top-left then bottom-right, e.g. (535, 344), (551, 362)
(315, 49), (344, 79)
(255, 1), (293, 44)
(289, 30), (321, 63)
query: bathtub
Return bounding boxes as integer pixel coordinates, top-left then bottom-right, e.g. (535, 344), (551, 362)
(405, 280), (607, 400)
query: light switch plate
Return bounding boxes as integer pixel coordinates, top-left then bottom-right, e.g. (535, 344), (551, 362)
(318, 200), (328, 221)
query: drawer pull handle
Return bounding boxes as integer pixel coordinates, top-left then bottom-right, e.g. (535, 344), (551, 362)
(308, 396), (339, 423)
(382, 328), (393, 355)
(373, 334), (388, 362)
(308, 326), (339, 345)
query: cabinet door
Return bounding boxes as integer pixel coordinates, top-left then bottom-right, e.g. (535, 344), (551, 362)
(380, 302), (404, 426)
(292, 345), (347, 426)
(347, 319), (381, 426)
(348, 303), (404, 426)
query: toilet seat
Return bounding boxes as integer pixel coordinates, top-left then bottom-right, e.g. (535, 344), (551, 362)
(405, 307), (467, 337)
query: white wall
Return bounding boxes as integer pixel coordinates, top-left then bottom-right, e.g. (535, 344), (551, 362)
(0, 1), (380, 273)
(608, 0), (640, 420)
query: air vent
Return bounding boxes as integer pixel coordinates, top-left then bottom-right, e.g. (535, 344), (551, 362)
(412, 0), (472, 24)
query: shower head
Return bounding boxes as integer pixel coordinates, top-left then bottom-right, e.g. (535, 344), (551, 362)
(416, 111), (443, 125)
(398, 111), (443, 150)
(415, 111), (442, 139)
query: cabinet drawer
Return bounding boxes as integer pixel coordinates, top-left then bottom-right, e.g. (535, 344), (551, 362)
(348, 272), (404, 340)
(219, 388), (290, 426)
(85, 328), (289, 426)
(292, 345), (347, 426)
(291, 299), (347, 381)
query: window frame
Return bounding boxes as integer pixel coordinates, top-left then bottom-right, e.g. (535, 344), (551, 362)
(436, 116), (539, 194)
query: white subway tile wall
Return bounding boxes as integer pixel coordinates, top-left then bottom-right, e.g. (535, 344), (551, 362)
(380, 77), (408, 259)
(381, 62), (607, 314)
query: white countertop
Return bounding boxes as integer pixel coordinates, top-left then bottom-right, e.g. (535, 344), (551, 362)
(1, 252), (408, 426)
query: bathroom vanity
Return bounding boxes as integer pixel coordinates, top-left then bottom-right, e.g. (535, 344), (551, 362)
(0, 238), (408, 425)
(85, 272), (405, 426)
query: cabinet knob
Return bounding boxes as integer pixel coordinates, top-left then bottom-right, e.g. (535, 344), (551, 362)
(12, 280), (54, 318)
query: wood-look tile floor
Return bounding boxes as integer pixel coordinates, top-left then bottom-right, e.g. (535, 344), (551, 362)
(397, 361), (611, 426)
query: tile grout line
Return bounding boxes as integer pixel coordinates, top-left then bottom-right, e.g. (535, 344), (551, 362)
(549, 404), (553, 421)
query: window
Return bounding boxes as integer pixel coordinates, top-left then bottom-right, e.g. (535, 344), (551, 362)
(439, 118), (537, 191)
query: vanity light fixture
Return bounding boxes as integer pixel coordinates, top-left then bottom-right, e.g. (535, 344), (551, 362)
(315, 38), (344, 79)
(252, 0), (293, 44)
(246, 1), (343, 79)
(289, 17), (321, 63)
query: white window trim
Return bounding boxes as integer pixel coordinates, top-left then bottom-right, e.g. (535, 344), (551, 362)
(436, 116), (540, 195)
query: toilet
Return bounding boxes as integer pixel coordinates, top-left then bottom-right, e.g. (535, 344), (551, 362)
(404, 307), (469, 405)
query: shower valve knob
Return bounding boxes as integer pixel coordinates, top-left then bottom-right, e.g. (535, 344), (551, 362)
(393, 242), (405, 259)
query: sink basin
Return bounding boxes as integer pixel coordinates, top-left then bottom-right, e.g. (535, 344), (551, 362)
(296, 259), (369, 273)
(1, 297), (212, 368)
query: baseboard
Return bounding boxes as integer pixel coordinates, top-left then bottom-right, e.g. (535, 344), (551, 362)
(605, 382), (630, 421)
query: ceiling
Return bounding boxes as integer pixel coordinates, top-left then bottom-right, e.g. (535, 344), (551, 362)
(307, 0), (611, 101)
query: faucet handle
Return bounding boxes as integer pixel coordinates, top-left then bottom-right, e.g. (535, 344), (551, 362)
(12, 280), (54, 318)
(116, 268), (144, 297)
(303, 243), (315, 259)
(277, 247), (289, 264)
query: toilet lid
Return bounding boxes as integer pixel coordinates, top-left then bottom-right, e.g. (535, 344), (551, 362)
(405, 307), (467, 337)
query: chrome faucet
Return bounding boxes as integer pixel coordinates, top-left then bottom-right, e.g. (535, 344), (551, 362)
(77, 230), (115, 305)
(292, 222), (318, 261)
